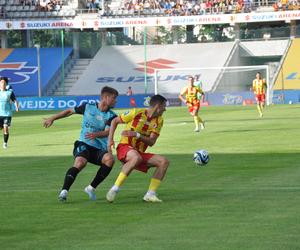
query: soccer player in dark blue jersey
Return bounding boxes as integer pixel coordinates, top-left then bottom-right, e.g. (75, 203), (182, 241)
(0, 77), (19, 149)
(43, 86), (119, 202)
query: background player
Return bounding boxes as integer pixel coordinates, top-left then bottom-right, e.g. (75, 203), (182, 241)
(43, 86), (118, 202)
(252, 72), (266, 117)
(179, 76), (205, 132)
(0, 77), (19, 149)
(106, 94), (169, 203)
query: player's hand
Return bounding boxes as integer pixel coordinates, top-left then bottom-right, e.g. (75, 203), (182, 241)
(121, 130), (137, 137)
(85, 132), (97, 140)
(43, 118), (53, 128)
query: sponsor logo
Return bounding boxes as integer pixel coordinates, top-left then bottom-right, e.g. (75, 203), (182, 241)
(222, 94), (243, 105)
(95, 58), (197, 84)
(96, 75), (190, 83)
(135, 58), (178, 74)
(5, 22), (12, 29)
(0, 62), (37, 84)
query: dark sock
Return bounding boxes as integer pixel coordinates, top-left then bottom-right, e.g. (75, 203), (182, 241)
(4, 133), (9, 143)
(62, 167), (80, 191)
(90, 164), (112, 189)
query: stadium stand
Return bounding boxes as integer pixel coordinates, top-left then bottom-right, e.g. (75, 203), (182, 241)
(1, 0), (300, 19)
(0, 0), (76, 19)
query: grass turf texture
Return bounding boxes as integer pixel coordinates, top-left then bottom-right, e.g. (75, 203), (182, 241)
(0, 105), (299, 250)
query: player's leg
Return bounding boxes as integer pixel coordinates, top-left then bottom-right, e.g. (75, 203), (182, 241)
(106, 146), (142, 202)
(195, 106), (205, 130)
(2, 117), (11, 149)
(58, 141), (89, 201)
(143, 154), (169, 203)
(256, 95), (263, 117)
(192, 107), (200, 132)
(260, 94), (266, 117)
(85, 151), (115, 200)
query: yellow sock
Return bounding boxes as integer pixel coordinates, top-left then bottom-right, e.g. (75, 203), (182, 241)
(197, 115), (203, 124)
(256, 105), (262, 115)
(193, 116), (199, 130)
(148, 178), (161, 192)
(115, 172), (127, 188)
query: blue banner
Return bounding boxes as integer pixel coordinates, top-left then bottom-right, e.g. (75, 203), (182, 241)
(17, 95), (152, 110)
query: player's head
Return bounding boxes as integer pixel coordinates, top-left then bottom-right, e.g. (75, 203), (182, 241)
(188, 76), (194, 86)
(0, 77), (8, 91)
(149, 94), (167, 117)
(256, 72), (261, 79)
(100, 86), (119, 108)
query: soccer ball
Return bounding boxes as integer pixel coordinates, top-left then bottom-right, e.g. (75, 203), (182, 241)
(193, 150), (209, 166)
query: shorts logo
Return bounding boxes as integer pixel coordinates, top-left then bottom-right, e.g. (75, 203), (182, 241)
(0, 62), (37, 84)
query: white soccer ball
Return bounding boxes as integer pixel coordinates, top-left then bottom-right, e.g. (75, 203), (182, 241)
(193, 150), (209, 166)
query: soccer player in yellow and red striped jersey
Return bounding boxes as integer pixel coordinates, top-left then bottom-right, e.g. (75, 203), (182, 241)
(179, 76), (205, 132)
(106, 95), (169, 203)
(252, 72), (266, 117)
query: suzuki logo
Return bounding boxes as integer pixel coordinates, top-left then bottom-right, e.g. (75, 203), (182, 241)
(0, 62), (37, 84)
(135, 58), (178, 74)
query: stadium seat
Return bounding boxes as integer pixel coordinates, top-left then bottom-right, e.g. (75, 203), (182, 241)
(23, 5), (30, 11)
(20, 12), (26, 18)
(32, 11), (39, 17)
(5, 6), (11, 11)
(10, 5), (17, 11)
(13, 12), (21, 18)
(51, 11), (58, 17)
(39, 11), (46, 17)
(16, 5), (23, 11)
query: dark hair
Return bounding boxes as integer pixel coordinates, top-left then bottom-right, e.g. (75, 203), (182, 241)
(101, 86), (119, 96)
(150, 94), (167, 106)
(256, 72), (261, 75)
(0, 77), (9, 84)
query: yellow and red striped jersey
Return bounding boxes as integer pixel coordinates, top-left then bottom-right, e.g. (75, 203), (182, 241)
(119, 108), (164, 152)
(181, 86), (202, 105)
(252, 79), (266, 95)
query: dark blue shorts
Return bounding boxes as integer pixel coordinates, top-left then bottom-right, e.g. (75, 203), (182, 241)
(0, 116), (12, 128)
(73, 140), (107, 166)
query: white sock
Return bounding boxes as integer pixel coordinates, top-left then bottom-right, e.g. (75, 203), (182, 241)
(111, 185), (120, 192)
(147, 190), (156, 196)
(87, 185), (95, 191)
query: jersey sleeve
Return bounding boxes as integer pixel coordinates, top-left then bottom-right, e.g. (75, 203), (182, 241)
(120, 108), (137, 123)
(10, 91), (16, 102)
(74, 103), (87, 115)
(105, 111), (118, 129)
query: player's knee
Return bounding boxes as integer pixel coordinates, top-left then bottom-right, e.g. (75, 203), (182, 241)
(159, 157), (169, 171)
(103, 154), (115, 167)
(74, 157), (87, 169)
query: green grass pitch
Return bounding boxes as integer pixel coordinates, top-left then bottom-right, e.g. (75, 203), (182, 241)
(0, 104), (300, 250)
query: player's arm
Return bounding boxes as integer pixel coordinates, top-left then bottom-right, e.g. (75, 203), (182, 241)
(13, 100), (19, 112)
(85, 129), (110, 140)
(9, 92), (19, 112)
(85, 114), (117, 140)
(107, 116), (124, 153)
(178, 87), (187, 103)
(121, 130), (159, 147)
(43, 109), (74, 128)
